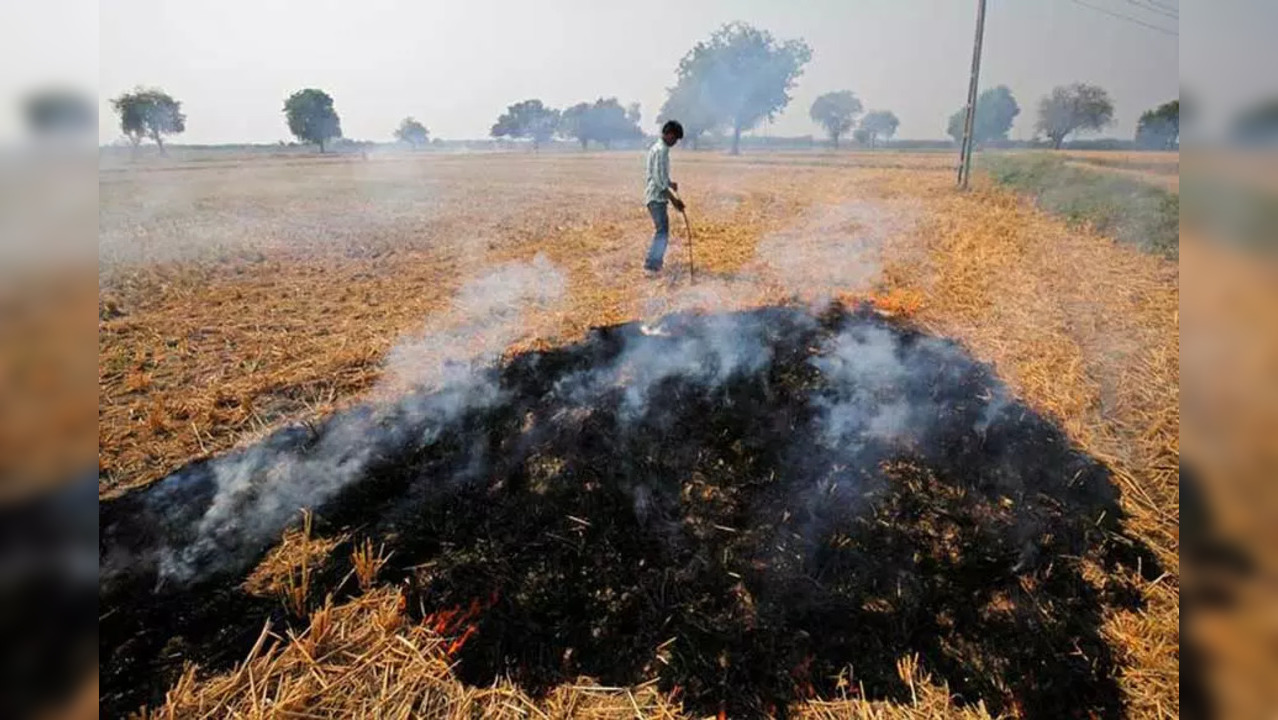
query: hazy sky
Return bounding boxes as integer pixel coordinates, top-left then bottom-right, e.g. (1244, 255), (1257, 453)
(23, 0), (1265, 146)
(84, 0), (1195, 145)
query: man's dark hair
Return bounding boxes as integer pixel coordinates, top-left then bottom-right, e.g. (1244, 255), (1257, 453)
(661, 120), (684, 139)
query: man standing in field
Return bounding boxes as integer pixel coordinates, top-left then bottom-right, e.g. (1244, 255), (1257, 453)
(643, 120), (685, 274)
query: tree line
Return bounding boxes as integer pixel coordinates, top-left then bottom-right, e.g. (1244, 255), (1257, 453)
(489, 23), (897, 154)
(942, 83), (1178, 150)
(488, 97), (645, 151)
(99, 21), (1184, 155)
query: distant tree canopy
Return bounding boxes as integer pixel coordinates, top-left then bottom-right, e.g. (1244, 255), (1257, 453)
(859, 109), (900, 149)
(809, 91), (863, 148)
(946, 86), (1020, 147)
(491, 99), (561, 150)
(1230, 98), (1278, 146)
(284, 89), (342, 152)
(110, 88), (186, 155)
(658, 81), (719, 150)
(560, 98), (644, 150)
(24, 88), (95, 137)
(668, 22), (812, 154)
(1134, 100), (1179, 150)
(395, 117), (430, 149)
(1035, 83), (1115, 149)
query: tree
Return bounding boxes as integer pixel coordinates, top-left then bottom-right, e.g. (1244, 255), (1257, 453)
(809, 91), (863, 148)
(560, 102), (593, 150)
(24, 88), (95, 137)
(284, 89), (342, 152)
(1035, 83), (1115, 150)
(490, 99), (561, 151)
(560, 98), (643, 150)
(671, 22), (812, 154)
(1134, 100), (1179, 150)
(859, 110), (900, 149)
(395, 117), (430, 149)
(110, 88), (186, 155)
(658, 80), (719, 150)
(946, 85), (1020, 147)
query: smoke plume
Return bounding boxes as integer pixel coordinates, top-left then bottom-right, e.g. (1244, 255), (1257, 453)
(105, 256), (565, 586)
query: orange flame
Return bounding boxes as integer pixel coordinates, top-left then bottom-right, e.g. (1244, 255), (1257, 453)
(421, 591), (500, 656)
(836, 288), (924, 317)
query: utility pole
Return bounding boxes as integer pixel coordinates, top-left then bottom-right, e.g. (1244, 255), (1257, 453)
(957, 0), (988, 189)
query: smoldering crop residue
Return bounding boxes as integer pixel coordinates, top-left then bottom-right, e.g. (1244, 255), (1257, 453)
(104, 256), (566, 587)
(100, 303), (1155, 719)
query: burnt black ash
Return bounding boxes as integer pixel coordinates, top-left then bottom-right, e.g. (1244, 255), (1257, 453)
(100, 305), (1159, 719)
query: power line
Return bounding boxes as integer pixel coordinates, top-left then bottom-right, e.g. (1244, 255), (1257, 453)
(1143, 0), (1179, 13)
(1067, 0), (1179, 36)
(1118, 0), (1178, 20)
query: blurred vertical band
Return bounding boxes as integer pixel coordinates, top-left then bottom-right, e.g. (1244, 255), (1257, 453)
(0, 0), (100, 714)
(1181, 0), (1278, 714)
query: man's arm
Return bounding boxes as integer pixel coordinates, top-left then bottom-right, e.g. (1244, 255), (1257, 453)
(661, 187), (684, 211)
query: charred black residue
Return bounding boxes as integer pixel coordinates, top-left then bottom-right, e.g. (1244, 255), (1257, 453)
(100, 305), (1159, 719)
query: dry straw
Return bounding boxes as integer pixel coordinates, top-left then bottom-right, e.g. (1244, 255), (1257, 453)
(106, 154), (1177, 718)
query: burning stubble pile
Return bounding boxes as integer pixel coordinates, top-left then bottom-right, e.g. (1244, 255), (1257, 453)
(100, 304), (1159, 718)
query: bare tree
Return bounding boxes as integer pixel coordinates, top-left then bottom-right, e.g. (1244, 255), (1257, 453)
(1035, 84), (1115, 150)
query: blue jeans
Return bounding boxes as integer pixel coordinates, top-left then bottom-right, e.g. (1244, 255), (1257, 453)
(645, 201), (669, 271)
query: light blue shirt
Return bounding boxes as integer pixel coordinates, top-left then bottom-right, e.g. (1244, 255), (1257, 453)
(644, 139), (671, 204)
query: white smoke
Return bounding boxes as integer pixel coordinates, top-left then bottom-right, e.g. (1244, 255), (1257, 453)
(382, 254), (566, 390)
(133, 289), (1018, 589)
(554, 310), (794, 422)
(153, 255), (566, 584)
(756, 199), (920, 300)
(810, 323), (932, 452)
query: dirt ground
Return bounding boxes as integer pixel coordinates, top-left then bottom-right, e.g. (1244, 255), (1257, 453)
(99, 149), (1179, 717)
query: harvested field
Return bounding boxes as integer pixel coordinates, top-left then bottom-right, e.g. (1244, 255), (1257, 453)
(983, 154), (1179, 257)
(1059, 151), (1179, 175)
(99, 149), (1179, 718)
(1063, 162), (1179, 193)
(989, 151), (1180, 193)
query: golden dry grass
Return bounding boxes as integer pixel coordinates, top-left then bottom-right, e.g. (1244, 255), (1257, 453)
(1, 268), (97, 500)
(136, 584), (1002, 720)
(243, 520), (347, 604)
(102, 149), (1178, 718)
(98, 152), (935, 496)
(880, 180), (1180, 719)
(1057, 150), (1179, 170)
(1064, 161), (1180, 193)
(1179, 229), (1278, 718)
(1001, 149), (1181, 192)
